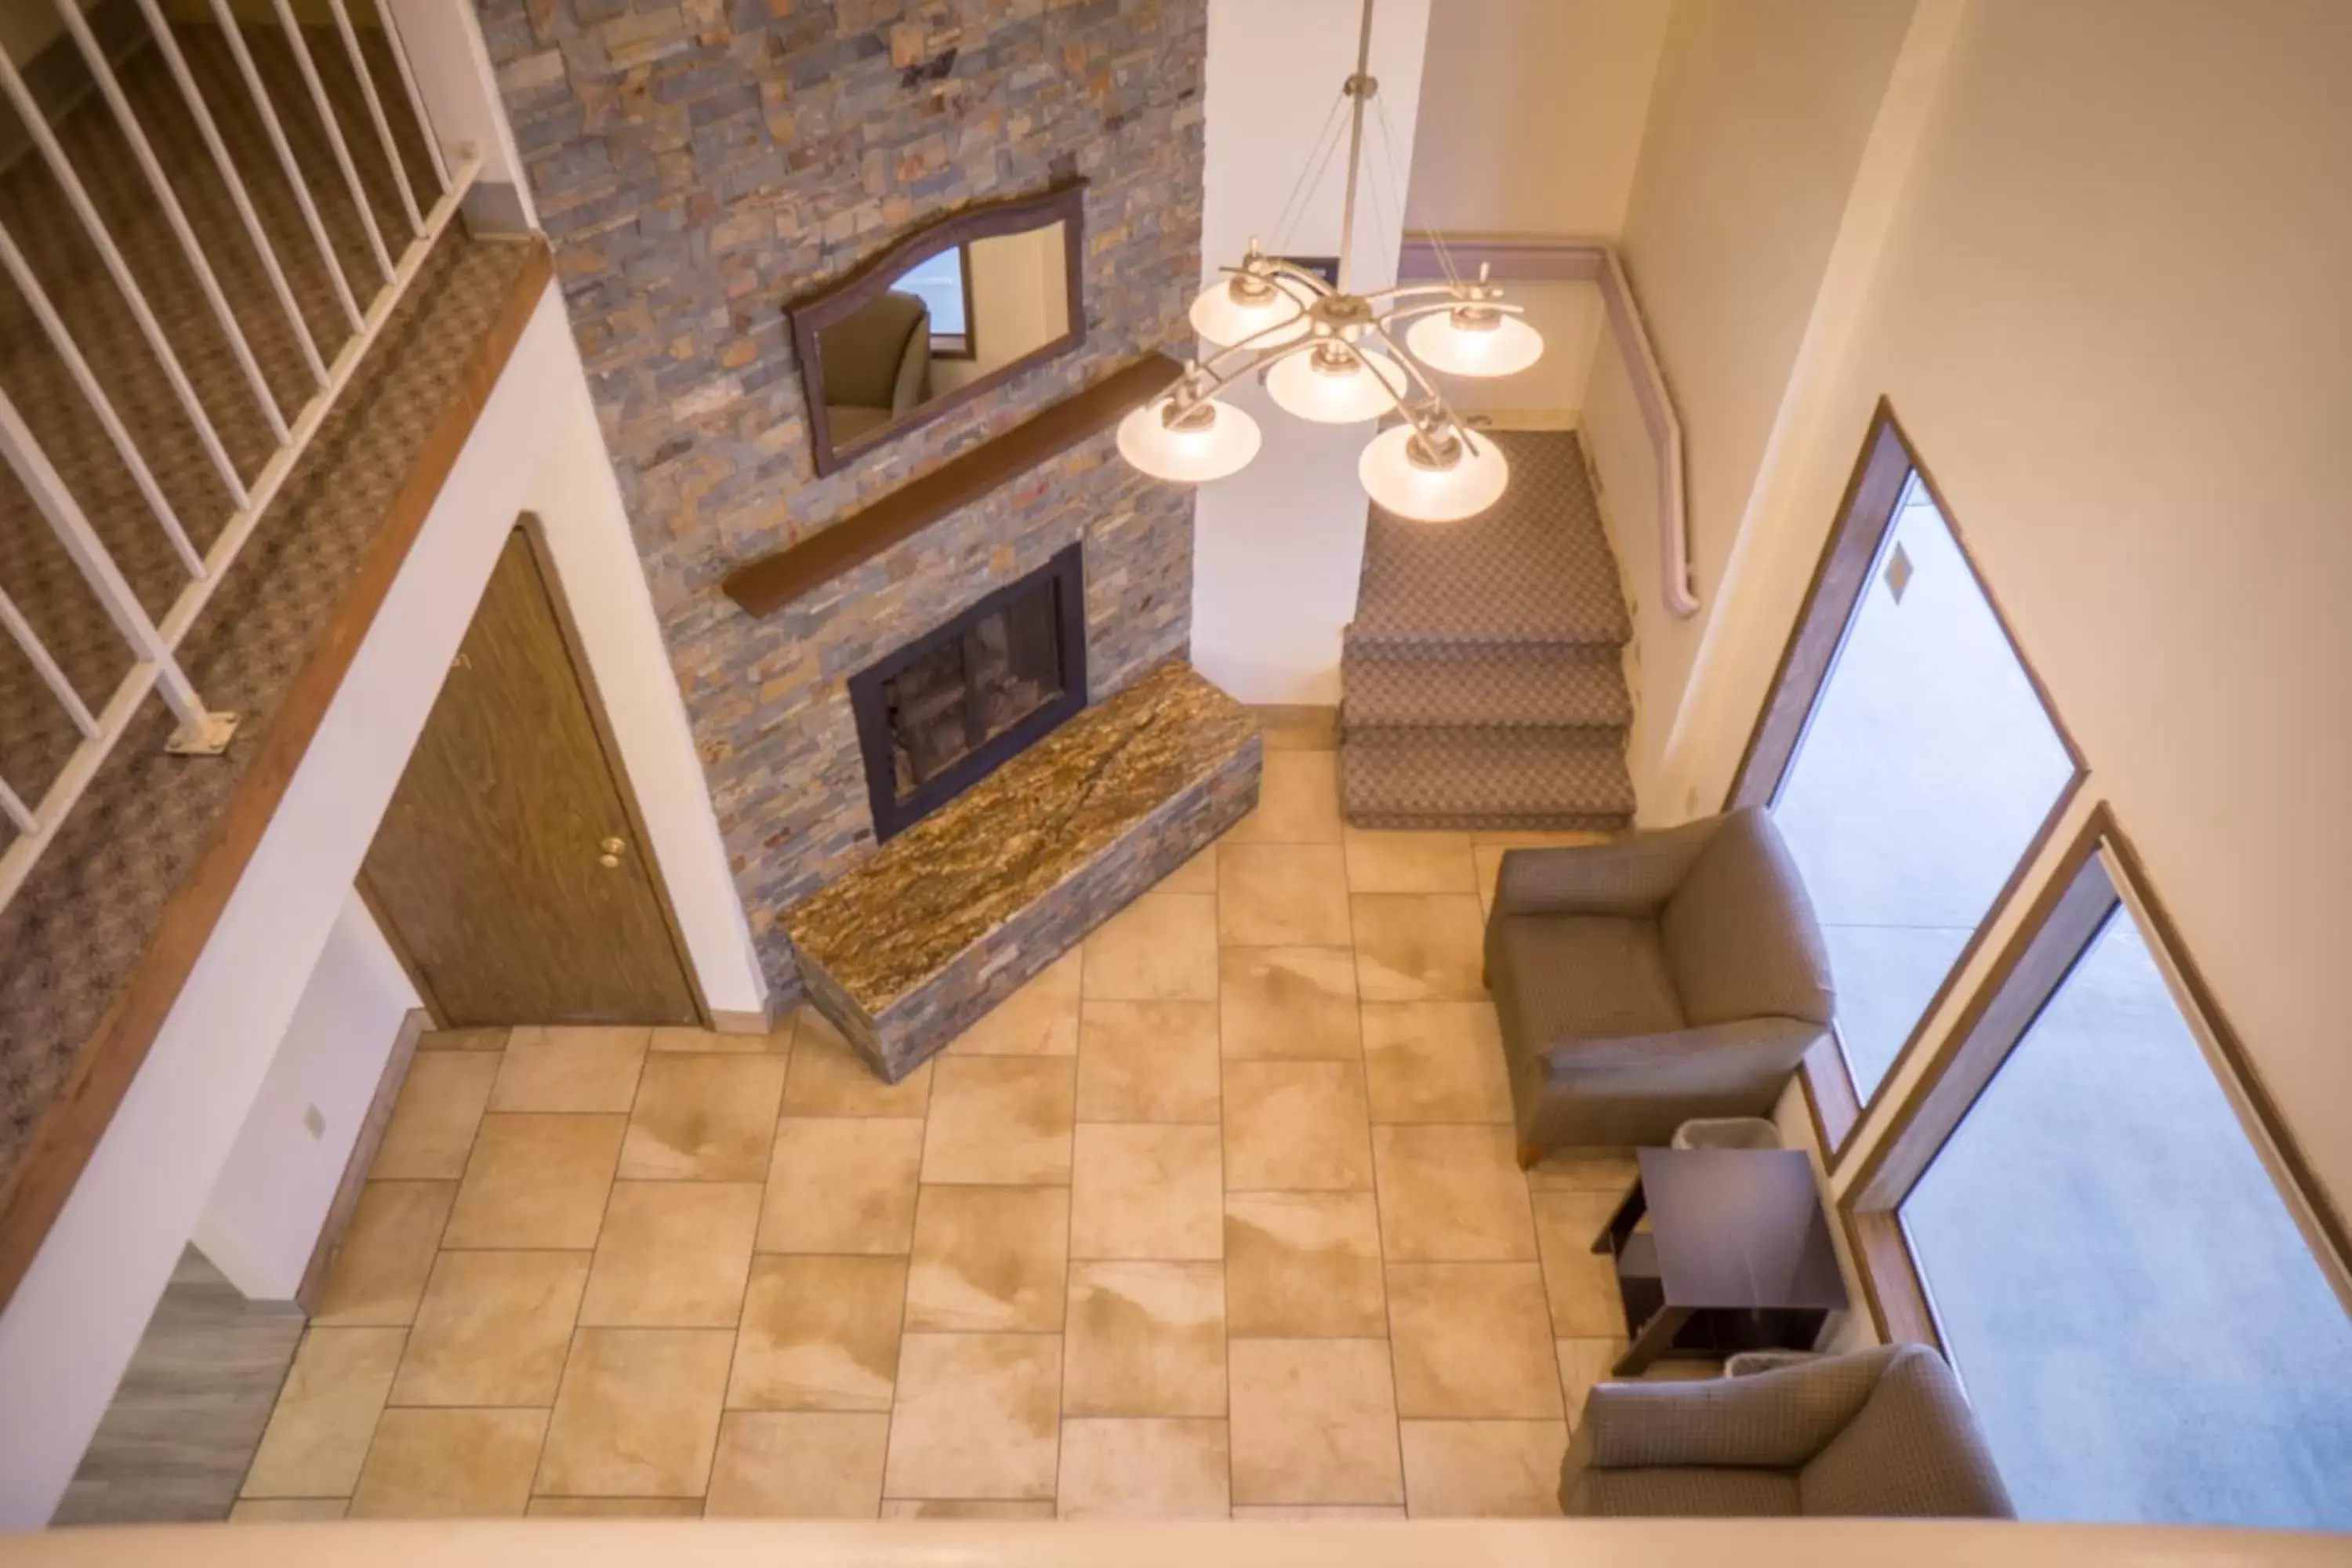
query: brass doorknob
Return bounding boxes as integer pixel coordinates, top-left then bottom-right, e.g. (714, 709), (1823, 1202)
(598, 836), (626, 869)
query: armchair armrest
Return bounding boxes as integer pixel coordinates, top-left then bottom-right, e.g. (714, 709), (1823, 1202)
(1574, 1348), (1899, 1471)
(1493, 818), (1724, 919)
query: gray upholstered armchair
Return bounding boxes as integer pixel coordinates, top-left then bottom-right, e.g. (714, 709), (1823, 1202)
(1484, 808), (1833, 1160)
(818, 289), (931, 443)
(1559, 1344), (2015, 1518)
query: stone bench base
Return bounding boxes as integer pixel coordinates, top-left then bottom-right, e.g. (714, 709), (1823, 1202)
(782, 659), (1259, 1081)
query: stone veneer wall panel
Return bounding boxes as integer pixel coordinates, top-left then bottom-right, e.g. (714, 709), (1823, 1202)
(476, 0), (1208, 1000)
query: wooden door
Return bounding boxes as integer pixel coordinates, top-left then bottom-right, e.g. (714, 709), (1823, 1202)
(362, 527), (701, 1027)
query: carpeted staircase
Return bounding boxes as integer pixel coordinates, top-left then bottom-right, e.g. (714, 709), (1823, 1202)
(1339, 429), (1637, 829)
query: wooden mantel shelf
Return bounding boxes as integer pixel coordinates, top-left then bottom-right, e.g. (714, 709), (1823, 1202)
(721, 352), (1183, 619)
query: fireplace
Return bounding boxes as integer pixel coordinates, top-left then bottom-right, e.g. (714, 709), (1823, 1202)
(848, 544), (1088, 840)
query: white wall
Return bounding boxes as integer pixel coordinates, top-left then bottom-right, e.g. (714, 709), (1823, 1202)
(1587, 0), (1917, 796)
(192, 893), (419, 1301)
(1660, 0), (2352, 1220)
(0, 287), (764, 1525)
(1189, 0), (1433, 706)
(1403, 0), (1672, 238)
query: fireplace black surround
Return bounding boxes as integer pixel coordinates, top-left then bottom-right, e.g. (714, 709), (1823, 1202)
(848, 545), (1088, 841)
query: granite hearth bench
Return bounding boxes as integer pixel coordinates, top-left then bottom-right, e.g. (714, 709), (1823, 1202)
(780, 658), (1260, 1080)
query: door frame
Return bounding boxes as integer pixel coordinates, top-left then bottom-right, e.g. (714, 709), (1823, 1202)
(1724, 399), (2086, 1160)
(361, 517), (713, 1030)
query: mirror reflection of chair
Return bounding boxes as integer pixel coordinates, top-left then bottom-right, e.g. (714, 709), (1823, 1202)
(817, 291), (933, 445)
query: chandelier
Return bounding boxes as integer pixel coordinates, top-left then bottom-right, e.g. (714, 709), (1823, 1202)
(1116, 0), (1542, 523)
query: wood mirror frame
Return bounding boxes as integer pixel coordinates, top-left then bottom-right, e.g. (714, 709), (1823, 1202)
(787, 179), (1089, 477)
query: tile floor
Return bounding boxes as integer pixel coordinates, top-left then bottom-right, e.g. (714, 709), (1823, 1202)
(241, 742), (1678, 1522)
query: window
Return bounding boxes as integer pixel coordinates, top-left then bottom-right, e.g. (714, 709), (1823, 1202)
(891, 247), (972, 358)
(1846, 811), (2352, 1529)
(1733, 407), (2082, 1145)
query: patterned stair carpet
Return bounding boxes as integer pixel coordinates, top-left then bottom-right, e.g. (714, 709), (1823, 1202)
(1339, 429), (1637, 829)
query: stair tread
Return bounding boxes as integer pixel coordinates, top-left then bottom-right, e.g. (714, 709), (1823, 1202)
(1341, 640), (1632, 731)
(1340, 728), (1635, 829)
(1353, 430), (1633, 648)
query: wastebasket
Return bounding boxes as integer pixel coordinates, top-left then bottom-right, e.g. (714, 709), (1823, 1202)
(1670, 1116), (1781, 1152)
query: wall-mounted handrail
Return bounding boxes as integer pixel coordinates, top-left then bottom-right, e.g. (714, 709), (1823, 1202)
(0, 0), (477, 914)
(1397, 231), (1698, 619)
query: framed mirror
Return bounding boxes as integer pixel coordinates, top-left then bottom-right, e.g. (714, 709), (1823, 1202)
(789, 180), (1087, 476)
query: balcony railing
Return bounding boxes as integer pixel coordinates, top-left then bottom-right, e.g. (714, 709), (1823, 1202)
(0, 0), (479, 913)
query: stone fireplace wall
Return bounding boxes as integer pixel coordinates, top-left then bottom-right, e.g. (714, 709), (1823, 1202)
(475, 0), (1209, 1000)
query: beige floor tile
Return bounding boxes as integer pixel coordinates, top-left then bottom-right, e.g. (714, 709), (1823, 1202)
(947, 953), (1082, 1056)
(391, 1250), (590, 1406)
(757, 1117), (924, 1254)
(1352, 894), (1489, 1003)
(1070, 1123), (1222, 1261)
(1471, 830), (1613, 848)
(1223, 1061), (1373, 1192)
(1223, 1192), (1386, 1338)
(883, 1333), (1062, 1501)
(419, 1028), (510, 1052)
(1532, 1189), (1632, 1338)
(242, 1327), (406, 1498)
(1230, 1504), (1408, 1519)
(783, 1009), (933, 1116)
(1064, 1261), (1225, 1417)
(1080, 892), (1219, 1000)
(1555, 1338), (1629, 1427)
(1058, 1418), (1231, 1519)
(730, 1254), (906, 1412)
(1075, 1000), (1220, 1123)
(229, 1499), (350, 1520)
(537, 1327), (735, 1497)
(650, 1022), (789, 1054)
(1250, 704), (1340, 753)
(1387, 1262), (1563, 1418)
(443, 1114), (625, 1250)
(1218, 844), (1352, 947)
(1372, 1124), (1536, 1261)
(349, 1408), (546, 1519)
(1360, 1002), (1512, 1124)
(489, 1025), (649, 1114)
(880, 1499), (1058, 1519)
(1399, 1420), (1567, 1517)
(1227, 1338), (1403, 1506)
(1221, 751), (1342, 844)
(706, 1411), (889, 1518)
(581, 1181), (762, 1328)
(1343, 829), (1478, 894)
(1218, 946), (1361, 1060)
(1156, 847), (1218, 893)
(372, 1053), (500, 1181)
(619, 1053), (786, 1181)
(1524, 1151), (1642, 1192)
(313, 1181), (454, 1327)
(922, 1058), (1075, 1185)
(527, 1497), (704, 1516)
(906, 1185), (1069, 1333)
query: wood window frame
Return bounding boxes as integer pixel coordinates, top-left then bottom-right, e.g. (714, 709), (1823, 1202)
(927, 243), (978, 361)
(1725, 399), (2088, 1162)
(1841, 802), (2352, 1345)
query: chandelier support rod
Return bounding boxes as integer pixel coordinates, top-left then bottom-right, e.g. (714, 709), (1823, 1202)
(1336, 0), (1375, 294)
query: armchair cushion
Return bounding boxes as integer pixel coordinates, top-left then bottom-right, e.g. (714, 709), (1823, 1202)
(1798, 1346), (2015, 1517)
(1576, 1468), (1802, 1518)
(1489, 913), (1682, 1052)
(1575, 1346), (1893, 1471)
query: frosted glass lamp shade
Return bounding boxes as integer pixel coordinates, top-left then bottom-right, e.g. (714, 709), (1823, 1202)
(1359, 423), (1510, 522)
(1117, 395), (1261, 484)
(1406, 307), (1544, 378)
(1264, 347), (1408, 424)
(1189, 274), (1312, 349)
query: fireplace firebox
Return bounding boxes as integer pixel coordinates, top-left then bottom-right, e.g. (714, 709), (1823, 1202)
(848, 544), (1088, 841)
